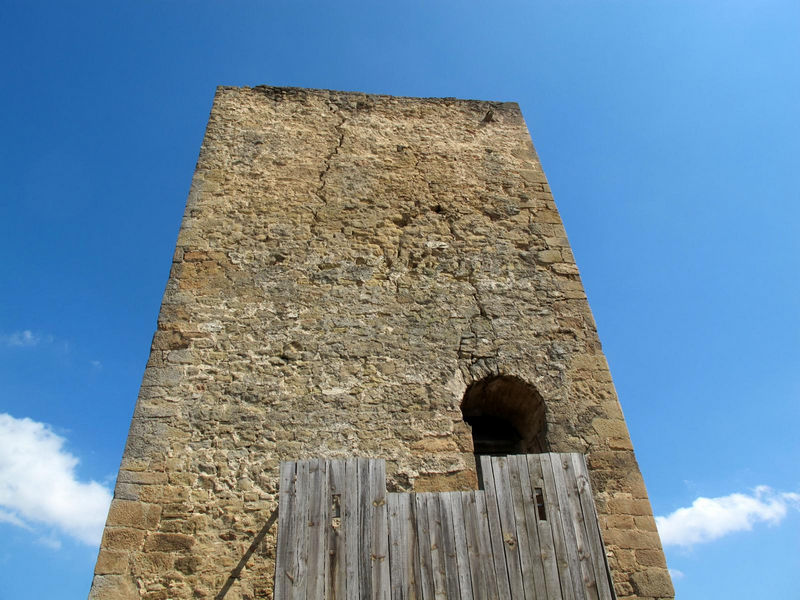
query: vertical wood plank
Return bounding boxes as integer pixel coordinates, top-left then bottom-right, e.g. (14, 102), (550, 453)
(460, 492), (486, 600)
(327, 460), (347, 600)
(449, 492), (474, 600)
(359, 459), (373, 600)
(424, 493), (447, 599)
(508, 455), (548, 600)
(505, 455), (538, 600)
(517, 455), (558, 600)
(408, 493), (423, 600)
(550, 454), (593, 600)
(540, 454), (580, 600)
(344, 458), (361, 600)
(275, 461), (297, 600)
(290, 460), (311, 599)
(527, 454), (565, 600)
(558, 455), (600, 600)
(370, 460), (390, 600)
(414, 494), (435, 600)
(490, 456), (526, 599)
(388, 494), (408, 600)
(479, 456), (512, 600)
(535, 454), (575, 600)
(437, 493), (462, 600)
(474, 491), (502, 600)
(570, 454), (616, 600)
(305, 460), (328, 599)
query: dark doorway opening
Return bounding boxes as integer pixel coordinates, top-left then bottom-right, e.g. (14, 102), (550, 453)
(460, 375), (548, 487)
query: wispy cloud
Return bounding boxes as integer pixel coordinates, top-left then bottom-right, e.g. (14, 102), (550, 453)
(0, 414), (112, 547)
(0, 508), (30, 529)
(0, 330), (45, 347)
(668, 569), (685, 580)
(656, 486), (800, 547)
(37, 535), (63, 550)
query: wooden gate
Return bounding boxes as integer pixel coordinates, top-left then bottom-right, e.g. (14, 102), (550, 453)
(274, 454), (616, 600)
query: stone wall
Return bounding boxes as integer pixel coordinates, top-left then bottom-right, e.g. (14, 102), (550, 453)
(89, 86), (673, 600)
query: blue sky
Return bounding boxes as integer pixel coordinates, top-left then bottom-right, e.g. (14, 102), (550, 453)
(1, 1), (798, 598)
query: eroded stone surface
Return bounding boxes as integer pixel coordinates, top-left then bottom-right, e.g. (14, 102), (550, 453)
(89, 86), (673, 599)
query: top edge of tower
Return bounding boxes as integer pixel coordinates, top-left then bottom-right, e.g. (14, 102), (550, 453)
(215, 84), (521, 113)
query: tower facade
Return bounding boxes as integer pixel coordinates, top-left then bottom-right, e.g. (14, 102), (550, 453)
(90, 87), (673, 600)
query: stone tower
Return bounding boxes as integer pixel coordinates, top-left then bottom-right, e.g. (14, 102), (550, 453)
(89, 87), (673, 600)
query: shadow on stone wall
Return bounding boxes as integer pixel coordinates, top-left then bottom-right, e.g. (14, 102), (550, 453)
(214, 507), (279, 600)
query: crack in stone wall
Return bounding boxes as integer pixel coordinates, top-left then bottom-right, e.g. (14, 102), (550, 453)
(310, 100), (347, 225)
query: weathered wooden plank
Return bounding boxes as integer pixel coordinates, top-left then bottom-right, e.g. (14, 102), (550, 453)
(437, 493), (462, 600)
(489, 456), (526, 599)
(275, 461), (297, 600)
(518, 454), (559, 600)
(326, 460), (347, 600)
(423, 493), (447, 599)
(388, 494), (408, 600)
(571, 454), (616, 600)
(408, 493), (423, 600)
(506, 455), (538, 600)
(474, 491), (502, 600)
(358, 459), (374, 600)
(460, 492), (487, 600)
(305, 459), (327, 599)
(538, 454), (576, 600)
(509, 455), (548, 600)
(414, 494), (435, 600)
(344, 458), (361, 600)
(558, 455), (600, 600)
(370, 460), (390, 600)
(544, 453), (585, 600)
(526, 454), (563, 600)
(289, 460), (311, 599)
(449, 492), (474, 600)
(479, 456), (512, 600)
(390, 491), (421, 600)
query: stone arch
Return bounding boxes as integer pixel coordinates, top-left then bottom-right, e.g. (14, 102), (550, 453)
(460, 374), (548, 459)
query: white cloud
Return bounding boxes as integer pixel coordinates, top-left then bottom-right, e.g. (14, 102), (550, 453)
(0, 330), (42, 347)
(656, 486), (800, 547)
(0, 508), (29, 529)
(668, 569), (685, 580)
(0, 413), (112, 547)
(37, 535), (63, 550)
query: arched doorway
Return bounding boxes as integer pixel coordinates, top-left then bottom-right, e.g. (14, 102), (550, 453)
(460, 375), (548, 485)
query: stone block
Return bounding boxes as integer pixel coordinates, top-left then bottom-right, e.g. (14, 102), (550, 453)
(592, 418), (630, 439)
(94, 550), (129, 575)
(536, 249), (562, 264)
(88, 574), (138, 600)
(635, 548), (668, 568)
(607, 497), (654, 516)
(131, 551), (175, 574)
(603, 528), (663, 550)
(413, 469), (478, 492)
(634, 515), (659, 532)
(144, 533), (195, 552)
(631, 568), (675, 597)
(106, 499), (162, 530)
(113, 482), (141, 501)
(101, 527), (146, 551)
(410, 436), (458, 453)
(117, 470), (169, 485)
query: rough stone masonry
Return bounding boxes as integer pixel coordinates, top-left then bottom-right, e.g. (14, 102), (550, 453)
(89, 86), (674, 600)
